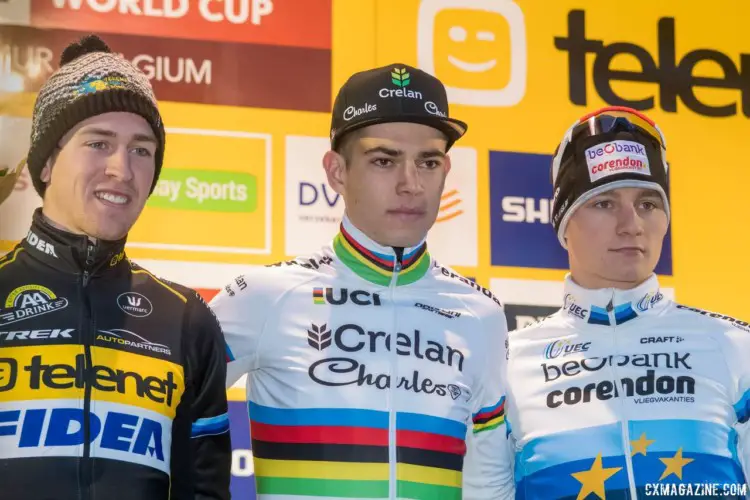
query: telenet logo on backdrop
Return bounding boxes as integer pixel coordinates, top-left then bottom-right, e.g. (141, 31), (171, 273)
(417, 0), (526, 107)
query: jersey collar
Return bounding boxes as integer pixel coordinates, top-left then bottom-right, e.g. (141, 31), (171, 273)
(21, 208), (129, 278)
(332, 215), (431, 287)
(561, 273), (668, 326)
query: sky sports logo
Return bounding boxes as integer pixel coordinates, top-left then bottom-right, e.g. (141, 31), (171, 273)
(585, 140), (651, 183)
(489, 150), (673, 274)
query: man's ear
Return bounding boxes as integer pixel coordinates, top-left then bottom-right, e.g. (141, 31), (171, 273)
(40, 162), (52, 183)
(322, 150), (347, 195)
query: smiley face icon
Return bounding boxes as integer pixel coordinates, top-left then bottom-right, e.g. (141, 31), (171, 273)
(417, 0), (527, 107)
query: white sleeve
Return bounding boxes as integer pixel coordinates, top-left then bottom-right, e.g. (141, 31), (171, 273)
(208, 273), (270, 388)
(724, 324), (750, 493)
(462, 310), (516, 500)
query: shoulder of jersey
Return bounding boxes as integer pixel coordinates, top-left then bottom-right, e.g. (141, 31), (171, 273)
(511, 309), (565, 336)
(220, 248), (336, 298)
(428, 261), (504, 311)
(128, 259), (202, 305)
(670, 302), (750, 334)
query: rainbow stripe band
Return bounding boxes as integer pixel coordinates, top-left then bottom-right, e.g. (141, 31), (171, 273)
(248, 402), (466, 498)
(333, 226), (430, 287)
(472, 396), (506, 434)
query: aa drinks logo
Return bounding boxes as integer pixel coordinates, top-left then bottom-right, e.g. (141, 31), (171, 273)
(555, 9), (750, 117)
(488, 150), (673, 274)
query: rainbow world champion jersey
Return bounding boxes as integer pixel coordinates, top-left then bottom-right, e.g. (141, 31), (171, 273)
(507, 274), (750, 499)
(210, 216), (515, 499)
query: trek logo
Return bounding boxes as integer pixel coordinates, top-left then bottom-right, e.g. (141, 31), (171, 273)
(0, 285), (69, 327)
(0, 407), (165, 462)
(543, 339), (591, 359)
(25, 230), (57, 258)
(312, 288), (382, 306)
(117, 292), (153, 318)
(97, 329), (171, 356)
(0, 329), (74, 341)
(555, 9), (750, 117)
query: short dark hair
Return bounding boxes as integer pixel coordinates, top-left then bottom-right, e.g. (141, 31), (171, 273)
(333, 128), (364, 166)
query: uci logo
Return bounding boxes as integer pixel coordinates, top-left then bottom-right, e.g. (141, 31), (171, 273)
(117, 292), (153, 318)
(312, 287), (382, 306)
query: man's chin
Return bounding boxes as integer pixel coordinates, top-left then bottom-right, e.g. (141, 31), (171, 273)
(84, 220), (132, 242)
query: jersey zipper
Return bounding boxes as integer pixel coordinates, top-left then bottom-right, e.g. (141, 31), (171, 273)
(388, 261), (401, 499)
(607, 297), (638, 499)
(80, 243), (96, 500)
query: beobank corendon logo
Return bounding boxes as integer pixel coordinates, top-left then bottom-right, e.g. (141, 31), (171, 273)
(585, 140), (651, 182)
(31, 0), (331, 50)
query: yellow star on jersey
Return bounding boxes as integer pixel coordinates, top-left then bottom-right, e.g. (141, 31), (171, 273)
(631, 433), (656, 456)
(659, 448), (694, 480)
(572, 453), (622, 500)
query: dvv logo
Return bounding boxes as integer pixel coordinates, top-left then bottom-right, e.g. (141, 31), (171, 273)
(299, 182), (340, 208)
(312, 288), (382, 306)
(488, 150), (673, 274)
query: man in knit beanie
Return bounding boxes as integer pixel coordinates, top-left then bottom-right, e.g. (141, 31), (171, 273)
(0, 35), (231, 499)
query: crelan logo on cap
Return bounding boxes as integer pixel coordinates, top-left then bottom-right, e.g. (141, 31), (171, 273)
(74, 75), (128, 97)
(391, 68), (411, 87)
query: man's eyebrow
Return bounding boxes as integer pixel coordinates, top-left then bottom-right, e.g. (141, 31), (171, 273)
(80, 128), (157, 144)
(363, 146), (402, 156)
(418, 149), (446, 159)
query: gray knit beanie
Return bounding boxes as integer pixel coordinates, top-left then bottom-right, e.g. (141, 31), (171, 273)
(27, 34), (165, 197)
